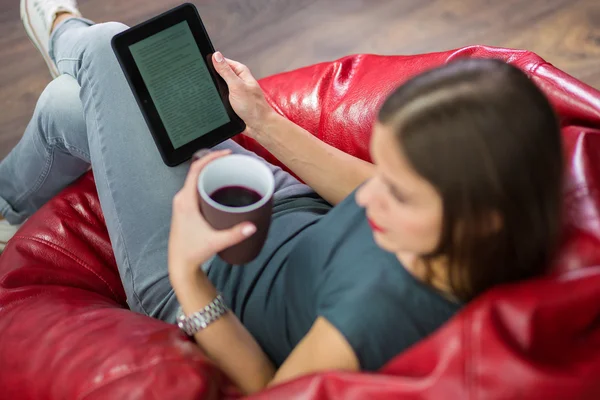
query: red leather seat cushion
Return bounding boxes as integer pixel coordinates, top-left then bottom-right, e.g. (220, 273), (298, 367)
(1, 46), (599, 399)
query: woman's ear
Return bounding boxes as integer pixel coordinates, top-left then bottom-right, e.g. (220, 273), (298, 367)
(483, 210), (503, 235)
(491, 211), (503, 232)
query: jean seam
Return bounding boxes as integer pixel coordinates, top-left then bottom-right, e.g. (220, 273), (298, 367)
(48, 136), (91, 161)
(12, 141), (54, 206)
(49, 17), (95, 64)
(0, 199), (12, 219)
(81, 64), (148, 315)
(56, 57), (81, 66)
(65, 143), (91, 162)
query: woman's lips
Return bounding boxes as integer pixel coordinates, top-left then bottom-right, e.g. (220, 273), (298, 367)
(367, 217), (386, 233)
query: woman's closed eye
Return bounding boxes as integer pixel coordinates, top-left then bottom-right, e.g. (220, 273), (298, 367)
(384, 178), (408, 203)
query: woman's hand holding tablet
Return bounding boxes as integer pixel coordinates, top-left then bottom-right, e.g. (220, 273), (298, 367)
(112, 3), (246, 166)
(209, 52), (276, 140)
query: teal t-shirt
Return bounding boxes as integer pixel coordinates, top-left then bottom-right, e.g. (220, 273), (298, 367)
(207, 190), (462, 371)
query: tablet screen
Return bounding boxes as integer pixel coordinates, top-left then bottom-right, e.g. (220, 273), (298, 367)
(129, 21), (230, 149)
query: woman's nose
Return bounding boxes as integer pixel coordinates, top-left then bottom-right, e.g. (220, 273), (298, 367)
(356, 178), (377, 207)
(359, 177), (390, 212)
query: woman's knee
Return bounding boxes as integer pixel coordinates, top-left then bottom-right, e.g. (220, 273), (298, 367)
(34, 75), (86, 147)
(36, 75), (83, 120)
(84, 22), (128, 60)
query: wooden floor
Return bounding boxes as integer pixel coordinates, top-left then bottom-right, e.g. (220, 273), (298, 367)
(1, 0), (599, 159)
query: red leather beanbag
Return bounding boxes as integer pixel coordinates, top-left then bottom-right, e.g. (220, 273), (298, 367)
(1, 46), (599, 399)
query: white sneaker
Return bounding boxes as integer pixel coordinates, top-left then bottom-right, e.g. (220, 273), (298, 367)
(20, 0), (82, 78)
(0, 219), (23, 254)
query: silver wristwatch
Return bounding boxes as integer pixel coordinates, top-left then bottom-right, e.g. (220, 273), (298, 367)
(176, 294), (229, 336)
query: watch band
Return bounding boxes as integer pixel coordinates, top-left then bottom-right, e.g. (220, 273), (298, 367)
(176, 294), (228, 336)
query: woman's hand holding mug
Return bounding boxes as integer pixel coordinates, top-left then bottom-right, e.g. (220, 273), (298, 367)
(168, 150), (257, 281)
(212, 51), (275, 140)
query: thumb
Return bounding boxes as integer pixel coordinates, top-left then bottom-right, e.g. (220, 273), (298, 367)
(211, 222), (256, 251)
(213, 51), (240, 86)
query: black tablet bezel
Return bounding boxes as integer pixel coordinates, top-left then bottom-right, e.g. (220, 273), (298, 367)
(111, 3), (245, 166)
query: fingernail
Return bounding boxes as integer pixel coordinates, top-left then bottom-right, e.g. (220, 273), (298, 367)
(192, 149), (210, 161)
(242, 224), (256, 237)
(214, 52), (224, 63)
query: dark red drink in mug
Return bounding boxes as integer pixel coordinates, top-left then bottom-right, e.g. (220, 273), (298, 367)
(197, 154), (274, 264)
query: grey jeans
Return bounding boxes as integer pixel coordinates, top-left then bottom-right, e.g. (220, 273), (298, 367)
(0, 19), (314, 322)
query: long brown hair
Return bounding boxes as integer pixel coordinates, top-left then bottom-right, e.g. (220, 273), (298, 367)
(378, 59), (563, 301)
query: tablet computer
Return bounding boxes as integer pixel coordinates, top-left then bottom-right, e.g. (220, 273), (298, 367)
(112, 3), (245, 166)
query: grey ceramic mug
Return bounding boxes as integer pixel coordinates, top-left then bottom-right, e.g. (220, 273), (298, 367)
(197, 154), (274, 264)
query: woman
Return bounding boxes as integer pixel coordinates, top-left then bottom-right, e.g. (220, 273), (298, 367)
(0, 1), (563, 394)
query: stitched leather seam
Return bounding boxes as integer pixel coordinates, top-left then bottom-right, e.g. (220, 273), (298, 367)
(528, 60), (546, 76)
(0, 287), (118, 315)
(9, 235), (121, 302)
(0, 291), (48, 314)
(77, 349), (209, 399)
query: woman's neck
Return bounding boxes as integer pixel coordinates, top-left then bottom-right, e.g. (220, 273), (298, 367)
(396, 251), (458, 301)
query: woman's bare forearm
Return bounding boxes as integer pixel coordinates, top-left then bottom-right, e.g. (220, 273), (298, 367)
(172, 269), (275, 394)
(253, 112), (374, 205)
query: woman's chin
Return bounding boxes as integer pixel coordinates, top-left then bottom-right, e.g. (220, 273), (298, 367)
(373, 232), (414, 256)
(372, 232), (396, 252)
